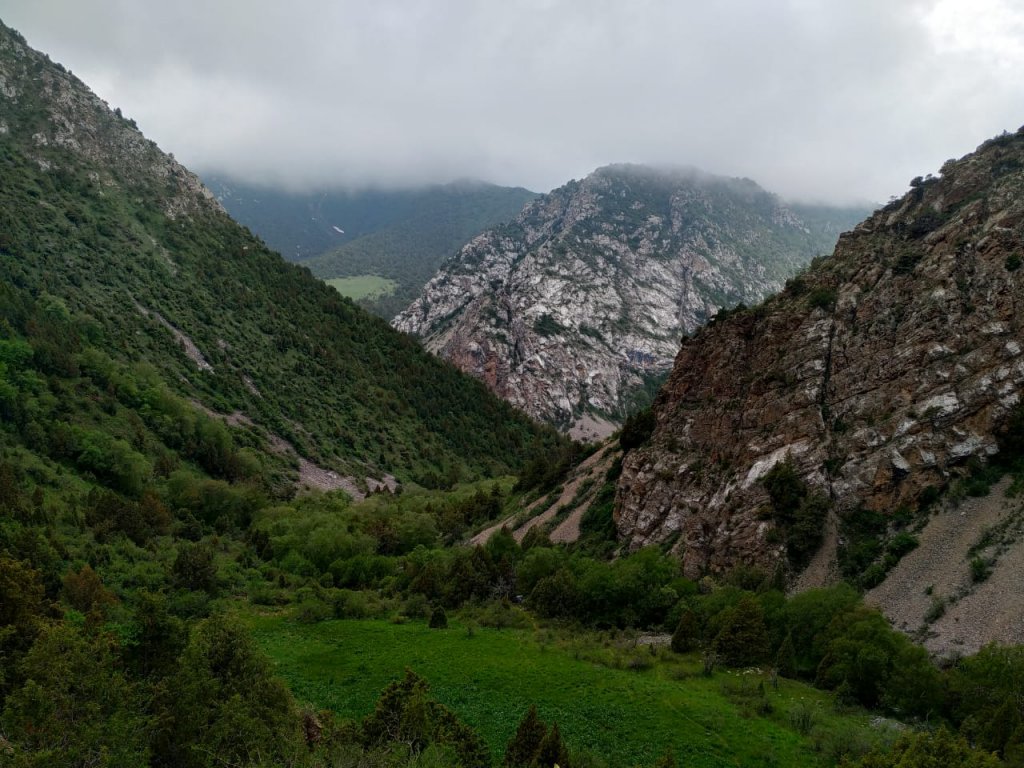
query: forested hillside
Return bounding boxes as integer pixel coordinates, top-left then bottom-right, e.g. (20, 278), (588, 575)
(0, 21), (562, 489)
(208, 176), (537, 318)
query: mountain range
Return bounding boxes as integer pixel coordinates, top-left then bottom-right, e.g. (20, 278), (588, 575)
(395, 164), (867, 436)
(206, 175), (536, 318)
(0, 21), (562, 495)
(3, 16), (1024, 767)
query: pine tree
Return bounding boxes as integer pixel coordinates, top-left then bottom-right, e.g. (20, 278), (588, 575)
(504, 705), (547, 767)
(776, 631), (797, 678)
(534, 721), (570, 768)
(671, 608), (700, 653)
(714, 595), (769, 666)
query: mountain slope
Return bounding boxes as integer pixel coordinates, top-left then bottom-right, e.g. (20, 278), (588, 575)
(395, 165), (866, 436)
(0, 21), (562, 490)
(207, 176), (537, 318)
(614, 129), (1024, 608)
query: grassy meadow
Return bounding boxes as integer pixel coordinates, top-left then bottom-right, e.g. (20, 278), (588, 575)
(325, 274), (398, 300)
(245, 612), (894, 767)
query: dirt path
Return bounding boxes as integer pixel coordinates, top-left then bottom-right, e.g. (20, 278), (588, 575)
(512, 448), (612, 543)
(469, 514), (517, 547)
(550, 505), (587, 543)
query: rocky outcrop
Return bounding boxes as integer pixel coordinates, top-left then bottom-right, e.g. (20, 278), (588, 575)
(615, 129), (1024, 579)
(395, 165), (861, 433)
(0, 24), (219, 220)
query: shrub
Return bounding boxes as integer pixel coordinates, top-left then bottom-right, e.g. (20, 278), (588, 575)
(969, 556), (992, 583)
(429, 606), (448, 629)
(620, 408), (656, 452)
(806, 287), (836, 310)
(670, 608), (700, 653)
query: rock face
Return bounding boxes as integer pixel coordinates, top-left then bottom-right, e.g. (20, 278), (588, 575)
(394, 165), (861, 435)
(0, 26), (219, 220)
(615, 129), (1024, 579)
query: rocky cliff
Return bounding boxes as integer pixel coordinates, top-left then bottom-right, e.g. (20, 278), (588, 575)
(615, 128), (1024, 584)
(0, 27), (219, 220)
(394, 165), (863, 437)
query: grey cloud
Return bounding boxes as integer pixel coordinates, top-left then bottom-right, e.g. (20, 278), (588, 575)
(3, 0), (1023, 202)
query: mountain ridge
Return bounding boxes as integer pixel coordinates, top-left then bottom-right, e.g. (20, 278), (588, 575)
(395, 163), (867, 435)
(207, 175), (537, 318)
(613, 127), (1024, 651)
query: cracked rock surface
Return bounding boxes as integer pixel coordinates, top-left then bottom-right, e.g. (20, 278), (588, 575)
(616, 129), (1024, 579)
(395, 165), (857, 431)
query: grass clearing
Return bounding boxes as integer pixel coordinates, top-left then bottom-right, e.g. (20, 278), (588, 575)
(324, 275), (398, 300)
(244, 612), (891, 767)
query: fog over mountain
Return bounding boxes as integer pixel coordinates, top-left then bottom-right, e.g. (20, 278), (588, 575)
(4, 1), (1023, 203)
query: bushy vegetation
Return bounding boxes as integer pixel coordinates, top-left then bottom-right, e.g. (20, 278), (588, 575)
(761, 460), (829, 569)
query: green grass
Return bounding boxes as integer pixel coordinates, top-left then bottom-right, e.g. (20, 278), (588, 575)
(325, 275), (398, 301)
(245, 613), (889, 767)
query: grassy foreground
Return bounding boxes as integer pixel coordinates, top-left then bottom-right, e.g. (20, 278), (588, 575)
(325, 274), (398, 300)
(245, 613), (892, 767)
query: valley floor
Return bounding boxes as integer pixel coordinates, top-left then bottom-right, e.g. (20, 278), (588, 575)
(244, 611), (896, 768)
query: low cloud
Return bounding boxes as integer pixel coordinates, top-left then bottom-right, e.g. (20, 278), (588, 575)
(5, 0), (1023, 202)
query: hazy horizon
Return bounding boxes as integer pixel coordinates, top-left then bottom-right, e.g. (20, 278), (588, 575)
(4, 1), (1022, 205)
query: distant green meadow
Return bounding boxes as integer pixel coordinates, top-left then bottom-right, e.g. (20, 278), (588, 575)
(325, 275), (398, 300)
(245, 613), (890, 767)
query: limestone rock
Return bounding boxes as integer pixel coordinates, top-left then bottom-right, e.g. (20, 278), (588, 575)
(615, 129), (1024, 579)
(395, 165), (860, 430)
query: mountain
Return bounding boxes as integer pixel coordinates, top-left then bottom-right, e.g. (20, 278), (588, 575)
(394, 164), (867, 437)
(206, 175), (537, 318)
(0, 20), (562, 493)
(614, 128), (1024, 653)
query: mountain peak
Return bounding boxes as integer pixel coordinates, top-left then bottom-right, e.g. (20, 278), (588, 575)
(395, 164), (867, 436)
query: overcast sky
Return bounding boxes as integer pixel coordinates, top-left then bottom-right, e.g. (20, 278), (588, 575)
(3, 0), (1023, 203)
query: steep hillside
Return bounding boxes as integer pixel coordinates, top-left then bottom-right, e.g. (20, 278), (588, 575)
(207, 176), (537, 318)
(0, 21), (562, 490)
(615, 128), (1024, 602)
(394, 165), (866, 436)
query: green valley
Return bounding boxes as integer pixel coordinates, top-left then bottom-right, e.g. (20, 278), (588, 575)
(246, 614), (890, 768)
(0, 12), (1021, 768)
(325, 275), (399, 301)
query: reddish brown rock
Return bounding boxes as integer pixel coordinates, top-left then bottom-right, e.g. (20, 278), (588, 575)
(616, 129), (1024, 581)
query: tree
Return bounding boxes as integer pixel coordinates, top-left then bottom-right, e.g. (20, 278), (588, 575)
(505, 705), (548, 767)
(1, 623), (150, 766)
(155, 614), (302, 768)
(852, 727), (999, 768)
(533, 721), (570, 768)
(776, 631), (797, 678)
(171, 541), (218, 593)
(671, 608), (700, 653)
(429, 606), (448, 629)
(61, 564), (117, 617)
(620, 408), (656, 452)
(714, 595), (769, 666)
(362, 670), (490, 768)
(0, 557), (51, 694)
